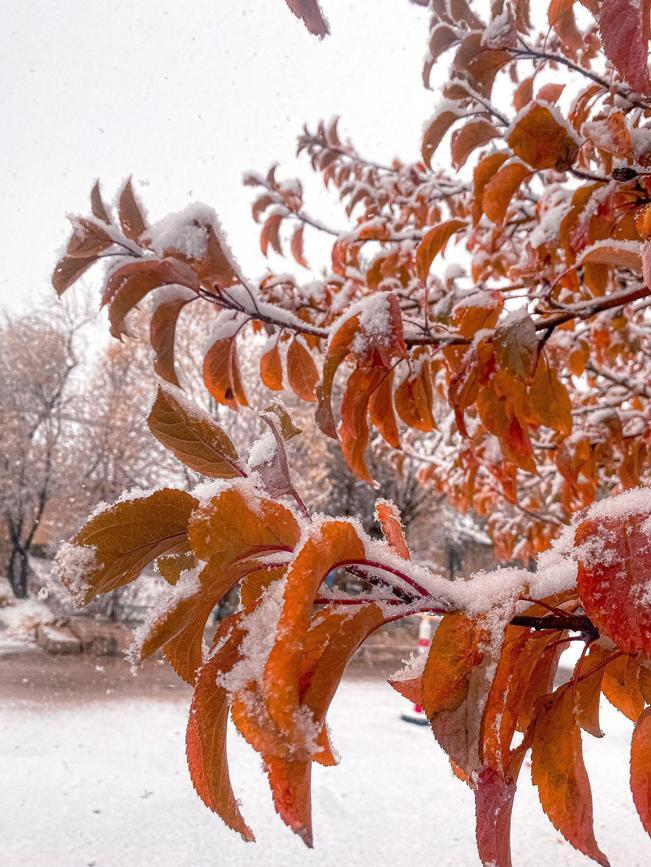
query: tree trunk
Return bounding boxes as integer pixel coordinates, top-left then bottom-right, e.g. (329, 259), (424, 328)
(8, 547), (29, 598)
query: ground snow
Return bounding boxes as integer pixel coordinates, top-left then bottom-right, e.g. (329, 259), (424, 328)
(1, 679), (649, 866)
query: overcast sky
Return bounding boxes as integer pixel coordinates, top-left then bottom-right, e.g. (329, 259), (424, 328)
(1, 0), (434, 314)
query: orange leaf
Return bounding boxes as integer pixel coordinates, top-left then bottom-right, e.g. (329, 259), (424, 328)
(291, 225), (308, 268)
(316, 313), (361, 438)
(203, 331), (248, 409)
(395, 359), (436, 432)
(147, 383), (244, 478)
(631, 707), (651, 837)
(483, 161), (531, 224)
(375, 499), (410, 559)
(525, 358), (572, 436)
(422, 109), (460, 168)
(186, 614), (254, 841)
(188, 487), (300, 563)
(264, 521), (366, 743)
(339, 366), (386, 482)
(287, 337), (319, 402)
(473, 152), (509, 225)
(260, 341), (284, 391)
(601, 654), (645, 721)
(53, 489), (196, 604)
(576, 503), (651, 655)
(507, 102), (579, 170)
(415, 218), (466, 281)
(368, 369), (400, 449)
(451, 120), (499, 169)
(531, 689), (609, 866)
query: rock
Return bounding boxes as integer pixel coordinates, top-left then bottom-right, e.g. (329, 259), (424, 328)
(36, 622), (82, 655)
(66, 617), (132, 656)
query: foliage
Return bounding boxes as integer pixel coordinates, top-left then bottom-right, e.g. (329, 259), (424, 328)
(52, 1), (651, 864)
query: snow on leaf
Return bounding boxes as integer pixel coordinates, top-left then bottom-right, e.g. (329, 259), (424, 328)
(147, 383), (245, 478)
(53, 489), (197, 604)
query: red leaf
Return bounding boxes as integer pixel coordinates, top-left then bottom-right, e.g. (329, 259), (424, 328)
(600, 0), (651, 95)
(286, 337), (319, 402)
(576, 503), (651, 655)
(631, 706), (651, 838)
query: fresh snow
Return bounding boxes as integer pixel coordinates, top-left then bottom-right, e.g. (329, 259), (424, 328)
(1, 678), (649, 866)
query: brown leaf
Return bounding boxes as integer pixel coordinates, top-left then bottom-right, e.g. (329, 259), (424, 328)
(600, 0), (651, 95)
(90, 180), (111, 224)
(150, 287), (196, 387)
(422, 109), (460, 168)
(118, 177), (147, 242)
(52, 255), (97, 296)
(66, 218), (113, 258)
(494, 311), (538, 381)
(284, 0), (330, 38)
(147, 384), (245, 478)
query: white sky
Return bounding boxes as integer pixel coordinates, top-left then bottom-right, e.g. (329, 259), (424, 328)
(1, 0), (434, 313)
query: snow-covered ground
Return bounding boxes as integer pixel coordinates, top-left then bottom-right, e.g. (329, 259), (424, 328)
(1, 679), (649, 867)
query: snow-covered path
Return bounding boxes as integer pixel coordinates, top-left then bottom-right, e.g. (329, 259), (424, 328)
(1, 679), (649, 866)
